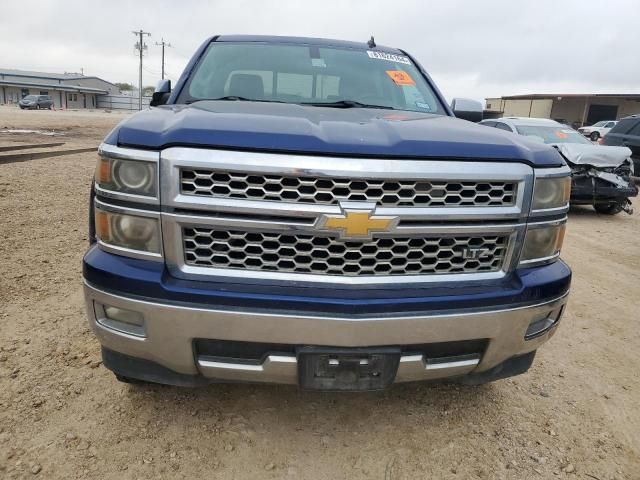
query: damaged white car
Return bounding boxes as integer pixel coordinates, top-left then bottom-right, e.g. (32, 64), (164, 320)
(480, 117), (638, 215)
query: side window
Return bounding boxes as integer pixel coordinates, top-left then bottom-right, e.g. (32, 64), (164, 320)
(627, 120), (640, 136)
(481, 121), (496, 127)
(610, 118), (637, 134)
(605, 122), (616, 128)
(495, 122), (513, 132)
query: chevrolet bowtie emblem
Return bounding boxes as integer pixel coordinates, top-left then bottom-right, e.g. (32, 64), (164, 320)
(317, 204), (398, 239)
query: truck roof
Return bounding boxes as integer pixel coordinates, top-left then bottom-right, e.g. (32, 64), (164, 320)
(214, 35), (404, 54)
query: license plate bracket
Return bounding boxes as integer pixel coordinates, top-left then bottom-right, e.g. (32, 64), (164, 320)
(297, 347), (400, 391)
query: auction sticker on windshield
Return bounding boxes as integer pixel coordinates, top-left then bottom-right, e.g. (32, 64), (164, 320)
(386, 70), (416, 86)
(367, 51), (411, 65)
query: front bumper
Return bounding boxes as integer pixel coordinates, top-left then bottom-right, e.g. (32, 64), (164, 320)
(84, 274), (569, 386)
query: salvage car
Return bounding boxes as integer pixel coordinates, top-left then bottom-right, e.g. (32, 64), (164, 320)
(578, 120), (617, 141)
(84, 35), (572, 391)
(481, 117), (637, 214)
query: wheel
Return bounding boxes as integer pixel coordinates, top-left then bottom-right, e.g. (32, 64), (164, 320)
(36, 104), (40, 110)
(594, 202), (624, 215)
(48, 105), (53, 110)
(590, 131), (600, 141)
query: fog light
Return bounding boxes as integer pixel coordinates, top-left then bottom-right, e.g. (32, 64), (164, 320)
(97, 304), (146, 338)
(105, 306), (144, 325)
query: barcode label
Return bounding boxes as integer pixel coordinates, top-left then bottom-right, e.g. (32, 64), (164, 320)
(367, 51), (411, 65)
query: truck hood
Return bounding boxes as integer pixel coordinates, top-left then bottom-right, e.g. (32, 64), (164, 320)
(111, 101), (563, 167)
(553, 143), (632, 168)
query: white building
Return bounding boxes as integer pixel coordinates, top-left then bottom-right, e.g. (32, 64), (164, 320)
(0, 68), (120, 109)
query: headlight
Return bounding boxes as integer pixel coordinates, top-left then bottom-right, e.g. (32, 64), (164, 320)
(95, 207), (161, 255)
(96, 156), (157, 197)
(532, 176), (571, 211)
(520, 224), (566, 265)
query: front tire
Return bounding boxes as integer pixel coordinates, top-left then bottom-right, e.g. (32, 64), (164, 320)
(590, 131), (600, 141)
(36, 104), (41, 110)
(594, 202), (624, 215)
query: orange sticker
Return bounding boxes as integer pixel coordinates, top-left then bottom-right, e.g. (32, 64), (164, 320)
(555, 130), (568, 139)
(385, 70), (415, 86)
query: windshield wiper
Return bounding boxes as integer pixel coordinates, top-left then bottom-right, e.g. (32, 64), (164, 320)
(301, 100), (396, 110)
(186, 96), (285, 104)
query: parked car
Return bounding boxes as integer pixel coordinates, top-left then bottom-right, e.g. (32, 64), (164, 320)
(600, 114), (640, 175)
(84, 35), (572, 391)
(480, 117), (638, 214)
(578, 120), (618, 141)
(18, 95), (53, 110)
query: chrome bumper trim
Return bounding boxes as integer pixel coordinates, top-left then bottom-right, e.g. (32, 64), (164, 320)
(426, 356), (480, 370)
(197, 355), (299, 384)
(195, 353), (481, 384)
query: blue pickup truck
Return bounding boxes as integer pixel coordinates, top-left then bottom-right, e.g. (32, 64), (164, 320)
(83, 35), (571, 391)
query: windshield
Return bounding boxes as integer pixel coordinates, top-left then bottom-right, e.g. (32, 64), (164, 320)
(591, 121), (608, 127)
(23, 95), (37, 100)
(515, 125), (593, 145)
(179, 42), (445, 114)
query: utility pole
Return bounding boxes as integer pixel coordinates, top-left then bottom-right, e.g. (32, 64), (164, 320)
(132, 29), (151, 110)
(155, 38), (172, 80)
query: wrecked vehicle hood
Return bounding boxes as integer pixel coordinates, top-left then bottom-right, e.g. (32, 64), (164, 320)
(553, 143), (632, 168)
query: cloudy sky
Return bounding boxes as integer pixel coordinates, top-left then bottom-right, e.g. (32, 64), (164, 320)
(1, 0), (638, 101)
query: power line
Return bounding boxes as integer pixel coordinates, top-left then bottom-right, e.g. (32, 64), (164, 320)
(155, 38), (173, 80)
(142, 65), (161, 75)
(132, 29), (151, 110)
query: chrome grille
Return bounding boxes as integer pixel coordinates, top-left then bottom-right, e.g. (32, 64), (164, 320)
(180, 169), (517, 207)
(183, 228), (509, 277)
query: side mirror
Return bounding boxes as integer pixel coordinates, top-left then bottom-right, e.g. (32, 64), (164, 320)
(451, 98), (483, 123)
(150, 79), (171, 107)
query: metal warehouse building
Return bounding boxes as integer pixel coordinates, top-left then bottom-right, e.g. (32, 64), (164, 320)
(485, 94), (640, 128)
(0, 68), (120, 109)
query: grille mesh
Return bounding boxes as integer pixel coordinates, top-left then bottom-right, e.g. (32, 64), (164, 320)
(180, 170), (517, 208)
(183, 228), (509, 277)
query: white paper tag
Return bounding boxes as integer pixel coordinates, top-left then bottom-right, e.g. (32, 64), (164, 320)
(367, 50), (411, 65)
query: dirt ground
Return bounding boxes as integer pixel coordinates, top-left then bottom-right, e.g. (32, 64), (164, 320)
(0, 106), (638, 480)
